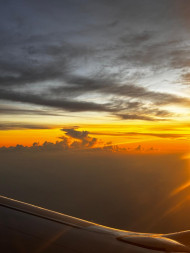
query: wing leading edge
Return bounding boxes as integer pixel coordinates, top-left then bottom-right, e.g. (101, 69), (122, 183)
(0, 195), (190, 253)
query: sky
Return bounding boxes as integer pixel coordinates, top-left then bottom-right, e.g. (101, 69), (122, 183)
(0, 0), (190, 233)
(0, 0), (189, 152)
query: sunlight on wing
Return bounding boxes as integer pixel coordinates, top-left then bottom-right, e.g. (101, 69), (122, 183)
(146, 196), (190, 231)
(170, 181), (190, 197)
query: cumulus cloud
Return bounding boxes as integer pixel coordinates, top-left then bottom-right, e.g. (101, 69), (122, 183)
(0, 128), (99, 152)
(135, 145), (142, 151)
(0, 140), (68, 152)
(61, 128), (97, 147)
(0, 127), (133, 152)
(0, 140), (130, 153)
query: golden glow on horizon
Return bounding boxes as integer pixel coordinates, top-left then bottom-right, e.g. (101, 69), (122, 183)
(0, 129), (60, 147)
(0, 121), (189, 153)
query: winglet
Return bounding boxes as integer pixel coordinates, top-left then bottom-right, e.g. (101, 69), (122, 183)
(164, 230), (190, 249)
(117, 234), (190, 252)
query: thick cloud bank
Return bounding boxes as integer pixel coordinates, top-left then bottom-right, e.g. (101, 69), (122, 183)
(0, 150), (189, 234)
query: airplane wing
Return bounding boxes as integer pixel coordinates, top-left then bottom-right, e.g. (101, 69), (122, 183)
(0, 195), (190, 253)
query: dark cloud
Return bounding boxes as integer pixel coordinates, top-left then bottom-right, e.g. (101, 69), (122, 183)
(120, 31), (154, 46)
(0, 89), (112, 113)
(169, 48), (190, 69)
(117, 39), (187, 71)
(1, 124), (186, 152)
(92, 131), (188, 140)
(0, 128), (99, 151)
(1, 80), (184, 121)
(140, 132), (188, 139)
(0, 127), (134, 152)
(0, 140), (126, 153)
(0, 41), (82, 88)
(0, 140), (68, 152)
(0, 86), (179, 121)
(62, 128), (89, 140)
(0, 123), (51, 131)
(117, 113), (157, 121)
(61, 128), (98, 147)
(135, 144), (142, 151)
(117, 107), (174, 121)
(0, 1), (190, 237)
(51, 76), (190, 106)
(0, 61), (65, 87)
(180, 72), (190, 85)
(0, 0), (189, 122)
(0, 105), (62, 116)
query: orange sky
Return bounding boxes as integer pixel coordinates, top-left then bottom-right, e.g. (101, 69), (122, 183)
(0, 0), (190, 156)
(1, 121), (189, 154)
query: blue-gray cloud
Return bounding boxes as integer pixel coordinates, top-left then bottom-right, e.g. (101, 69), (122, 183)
(0, 0), (190, 121)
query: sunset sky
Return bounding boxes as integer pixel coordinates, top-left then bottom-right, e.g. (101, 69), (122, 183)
(1, 0), (190, 236)
(0, 0), (190, 153)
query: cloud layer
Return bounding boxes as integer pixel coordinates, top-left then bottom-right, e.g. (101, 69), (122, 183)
(0, 150), (189, 233)
(0, 0), (190, 122)
(0, 128), (101, 152)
